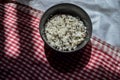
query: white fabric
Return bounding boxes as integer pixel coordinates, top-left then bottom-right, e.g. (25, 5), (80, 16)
(17, 0), (120, 47)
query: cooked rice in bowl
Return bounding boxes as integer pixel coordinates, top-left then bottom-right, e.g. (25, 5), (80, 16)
(45, 14), (87, 51)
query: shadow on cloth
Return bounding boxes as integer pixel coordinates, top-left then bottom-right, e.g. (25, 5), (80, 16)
(44, 42), (92, 73)
(0, 3), (6, 59)
(0, 3), (44, 80)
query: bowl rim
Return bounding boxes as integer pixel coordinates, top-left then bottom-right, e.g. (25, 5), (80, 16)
(39, 3), (92, 53)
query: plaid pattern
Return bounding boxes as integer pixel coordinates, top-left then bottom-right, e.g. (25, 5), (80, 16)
(0, 2), (120, 80)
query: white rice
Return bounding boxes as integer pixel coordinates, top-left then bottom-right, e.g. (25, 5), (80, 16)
(45, 14), (87, 51)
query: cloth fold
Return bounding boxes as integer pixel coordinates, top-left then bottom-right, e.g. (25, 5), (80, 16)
(0, 3), (120, 80)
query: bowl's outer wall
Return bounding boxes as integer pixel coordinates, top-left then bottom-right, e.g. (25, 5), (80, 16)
(39, 3), (92, 53)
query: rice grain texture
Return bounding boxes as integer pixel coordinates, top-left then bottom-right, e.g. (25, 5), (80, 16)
(45, 14), (87, 51)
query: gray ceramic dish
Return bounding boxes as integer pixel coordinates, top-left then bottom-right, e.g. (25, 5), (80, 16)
(39, 3), (92, 53)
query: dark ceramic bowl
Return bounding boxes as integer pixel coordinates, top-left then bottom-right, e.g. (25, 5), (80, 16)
(39, 3), (92, 53)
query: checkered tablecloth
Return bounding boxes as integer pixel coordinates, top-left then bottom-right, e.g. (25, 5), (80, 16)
(0, 2), (120, 80)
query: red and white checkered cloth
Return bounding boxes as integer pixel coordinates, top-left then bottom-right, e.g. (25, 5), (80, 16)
(0, 2), (120, 80)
